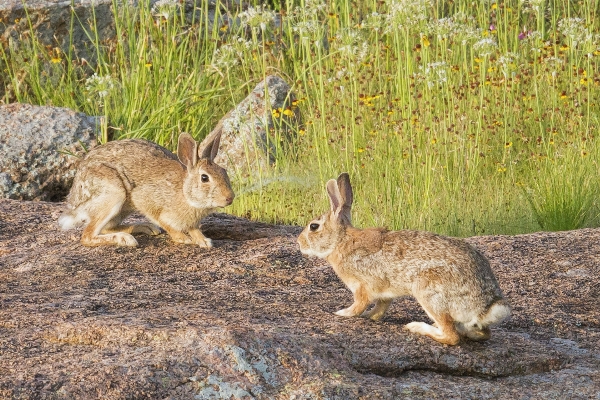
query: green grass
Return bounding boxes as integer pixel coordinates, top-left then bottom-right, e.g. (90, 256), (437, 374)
(2, 0), (600, 235)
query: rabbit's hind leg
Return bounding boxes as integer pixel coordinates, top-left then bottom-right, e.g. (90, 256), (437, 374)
(404, 292), (460, 345)
(362, 299), (392, 321)
(404, 312), (460, 345)
(80, 186), (137, 247)
(456, 322), (491, 341)
(102, 222), (161, 236)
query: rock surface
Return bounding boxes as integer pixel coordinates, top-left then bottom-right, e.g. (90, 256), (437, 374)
(0, 0), (115, 61)
(0, 103), (99, 201)
(0, 0), (233, 61)
(199, 75), (302, 176)
(0, 199), (599, 398)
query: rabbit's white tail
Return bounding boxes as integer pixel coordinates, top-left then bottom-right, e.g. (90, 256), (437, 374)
(455, 300), (511, 341)
(58, 209), (90, 230)
(480, 300), (511, 327)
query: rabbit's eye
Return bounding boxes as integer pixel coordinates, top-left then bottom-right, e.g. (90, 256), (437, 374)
(309, 223), (319, 231)
(201, 174), (209, 183)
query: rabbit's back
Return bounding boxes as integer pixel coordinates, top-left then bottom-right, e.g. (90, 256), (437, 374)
(68, 139), (185, 208)
(79, 139), (180, 170)
(384, 230), (503, 314)
(339, 229), (503, 310)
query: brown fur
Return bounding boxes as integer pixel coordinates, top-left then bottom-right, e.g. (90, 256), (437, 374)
(59, 133), (234, 247)
(297, 173), (511, 346)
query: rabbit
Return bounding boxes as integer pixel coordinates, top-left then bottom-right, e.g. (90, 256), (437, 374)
(58, 132), (234, 248)
(297, 173), (510, 345)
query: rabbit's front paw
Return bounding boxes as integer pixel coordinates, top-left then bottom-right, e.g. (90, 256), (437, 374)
(113, 233), (139, 247)
(195, 237), (213, 248)
(189, 229), (212, 248)
(335, 308), (357, 317)
(170, 234), (194, 245)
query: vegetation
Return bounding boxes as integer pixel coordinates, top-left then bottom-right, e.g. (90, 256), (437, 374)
(2, 0), (600, 235)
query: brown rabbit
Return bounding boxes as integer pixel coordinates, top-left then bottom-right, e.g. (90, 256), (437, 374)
(58, 132), (234, 247)
(297, 173), (510, 345)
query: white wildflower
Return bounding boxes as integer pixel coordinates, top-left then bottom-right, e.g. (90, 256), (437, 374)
(211, 44), (239, 72)
(473, 37), (497, 57)
(544, 56), (563, 67)
(361, 12), (385, 33)
(426, 17), (458, 40)
(519, 30), (543, 53)
(496, 52), (519, 78)
(543, 56), (564, 79)
(334, 28), (369, 62)
(292, 20), (321, 42)
(427, 14), (479, 45)
(520, 0), (546, 14)
(456, 26), (482, 45)
(326, 67), (352, 83)
(384, 0), (432, 34)
(85, 73), (115, 99)
(420, 61), (448, 88)
(230, 35), (253, 51)
(558, 18), (593, 48)
(151, 0), (179, 20)
(239, 5), (276, 31)
(292, 0), (326, 17)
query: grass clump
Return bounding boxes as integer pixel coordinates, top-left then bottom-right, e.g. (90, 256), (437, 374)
(523, 151), (599, 232)
(1, 0), (600, 235)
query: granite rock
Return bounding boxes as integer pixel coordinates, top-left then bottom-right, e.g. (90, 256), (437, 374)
(0, 103), (99, 201)
(0, 0), (234, 65)
(0, 199), (598, 398)
(199, 75), (302, 176)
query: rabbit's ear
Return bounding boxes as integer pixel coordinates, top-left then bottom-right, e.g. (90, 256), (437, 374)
(326, 178), (342, 213)
(200, 132), (222, 162)
(177, 133), (198, 170)
(336, 172), (353, 224)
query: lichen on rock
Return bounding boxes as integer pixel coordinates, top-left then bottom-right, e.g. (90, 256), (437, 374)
(0, 103), (99, 201)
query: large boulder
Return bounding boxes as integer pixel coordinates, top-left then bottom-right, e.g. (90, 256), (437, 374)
(0, 0), (234, 62)
(0, 103), (99, 201)
(0, 0), (115, 62)
(199, 75), (302, 176)
(0, 199), (598, 398)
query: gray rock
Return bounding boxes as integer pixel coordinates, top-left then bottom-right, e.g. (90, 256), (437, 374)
(199, 75), (302, 176)
(0, 103), (99, 201)
(1, 199), (599, 398)
(0, 0), (234, 63)
(0, 0), (115, 63)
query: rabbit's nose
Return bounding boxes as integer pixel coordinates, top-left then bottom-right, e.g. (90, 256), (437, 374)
(225, 197), (234, 205)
